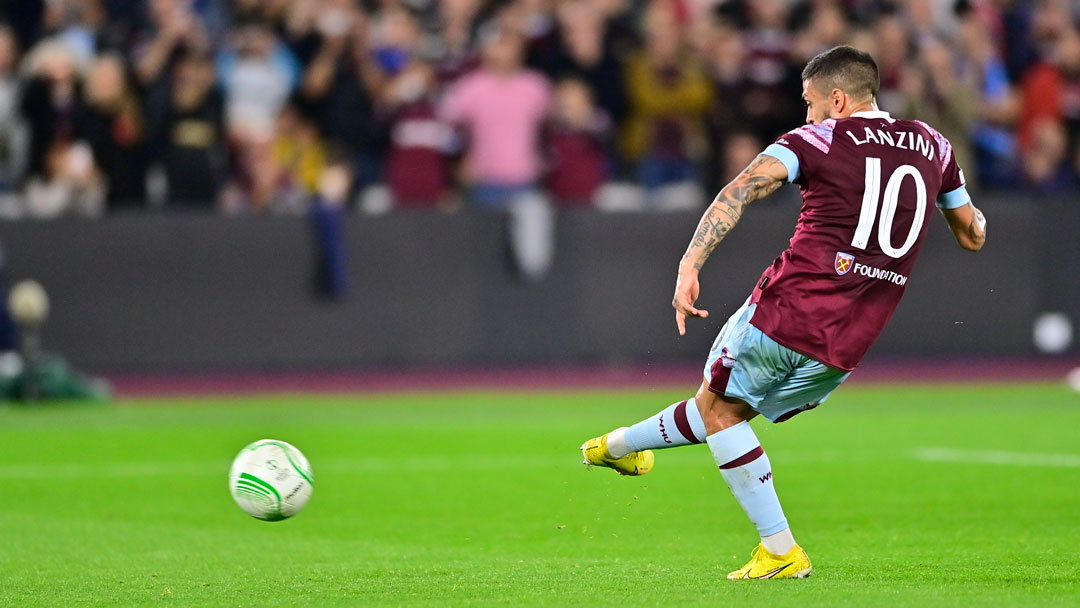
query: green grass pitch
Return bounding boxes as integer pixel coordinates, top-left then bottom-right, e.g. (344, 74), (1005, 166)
(2, 382), (1079, 607)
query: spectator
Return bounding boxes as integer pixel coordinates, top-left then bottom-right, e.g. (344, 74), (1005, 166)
(871, 13), (911, 115)
(432, 0), (483, 86)
(41, 0), (109, 67)
(269, 102), (326, 213)
(546, 76), (611, 206)
(217, 21), (299, 143)
(299, 6), (384, 190)
(954, 0), (1020, 189)
(901, 0), (956, 41)
(1, 0), (48, 53)
(441, 26), (551, 208)
(703, 17), (755, 194)
(547, 0), (628, 128)
(382, 60), (454, 208)
(620, 1), (712, 195)
(364, 7), (456, 208)
(129, 0), (211, 132)
(1019, 24), (1080, 180)
(217, 20), (300, 211)
(80, 52), (147, 207)
(0, 25), (28, 201)
(1001, 1), (1080, 92)
(1021, 118), (1075, 192)
(280, 0), (329, 67)
(509, 0), (561, 74)
(441, 25), (555, 280)
(154, 52), (225, 207)
(369, 5), (425, 89)
(739, 0), (802, 138)
(791, 2), (851, 64)
(720, 130), (765, 187)
(20, 40), (84, 180)
(900, 39), (978, 191)
(1018, 25), (1080, 191)
(227, 0), (290, 29)
(0, 0), (1072, 218)
(591, 0), (639, 61)
(22, 140), (104, 218)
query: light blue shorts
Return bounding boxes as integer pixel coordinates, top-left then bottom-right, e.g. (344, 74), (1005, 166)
(703, 299), (851, 423)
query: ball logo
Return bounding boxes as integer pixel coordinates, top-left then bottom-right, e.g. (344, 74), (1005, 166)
(834, 252), (854, 276)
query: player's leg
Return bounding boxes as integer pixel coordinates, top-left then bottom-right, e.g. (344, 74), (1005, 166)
(695, 383), (810, 579)
(581, 300), (746, 476)
(697, 384), (787, 544)
(580, 299), (760, 475)
(696, 300), (820, 579)
(580, 299), (755, 476)
(580, 396), (707, 476)
(612, 396), (708, 454)
(708, 341), (850, 579)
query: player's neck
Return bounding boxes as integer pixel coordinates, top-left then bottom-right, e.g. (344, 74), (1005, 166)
(840, 100), (880, 118)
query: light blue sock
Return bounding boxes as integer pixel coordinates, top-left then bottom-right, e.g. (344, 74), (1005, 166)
(706, 421), (789, 537)
(623, 398), (707, 452)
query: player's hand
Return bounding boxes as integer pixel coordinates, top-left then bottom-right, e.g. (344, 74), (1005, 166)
(673, 270), (709, 336)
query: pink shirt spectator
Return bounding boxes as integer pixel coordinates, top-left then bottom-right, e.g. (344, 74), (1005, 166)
(441, 70), (552, 185)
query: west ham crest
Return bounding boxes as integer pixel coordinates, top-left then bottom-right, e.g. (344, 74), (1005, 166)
(834, 252), (854, 275)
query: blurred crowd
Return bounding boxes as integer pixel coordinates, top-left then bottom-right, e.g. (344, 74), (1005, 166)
(0, 0), (1078, 220)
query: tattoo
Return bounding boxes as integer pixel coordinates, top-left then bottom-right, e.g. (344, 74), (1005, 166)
(682, 155), (786, 270)
(967, 207), (986, 247)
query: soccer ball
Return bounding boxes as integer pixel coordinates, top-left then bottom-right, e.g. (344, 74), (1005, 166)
(229, 439), (314, 521)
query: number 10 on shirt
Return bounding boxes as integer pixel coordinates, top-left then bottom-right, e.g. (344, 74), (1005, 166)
(853, 157), (927, 259)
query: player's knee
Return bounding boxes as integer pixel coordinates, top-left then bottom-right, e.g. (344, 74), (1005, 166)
(695, 386), (754, 435)
(698, 408), (743, 435)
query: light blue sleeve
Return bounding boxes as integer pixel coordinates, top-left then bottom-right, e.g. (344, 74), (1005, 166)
(937, 185), (972, 209)
(762, 144), (800, 183)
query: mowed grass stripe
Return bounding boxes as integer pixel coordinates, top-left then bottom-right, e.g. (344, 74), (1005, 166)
(0, 456), (571, 479)
(914, 447), (1080, 468)
(6, 447), (1080, 480)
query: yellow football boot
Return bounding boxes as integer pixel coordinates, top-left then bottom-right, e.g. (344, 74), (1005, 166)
(580, 433), (654, 476)
(727, 544), (812, 580)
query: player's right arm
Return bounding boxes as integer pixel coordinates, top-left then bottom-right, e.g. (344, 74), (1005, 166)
(673, 154), (789, 335)
(940, 202), (986, 251)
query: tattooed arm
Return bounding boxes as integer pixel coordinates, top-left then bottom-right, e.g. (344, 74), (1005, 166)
(672, 154), (789, 335)
(940, 202), (987, 252)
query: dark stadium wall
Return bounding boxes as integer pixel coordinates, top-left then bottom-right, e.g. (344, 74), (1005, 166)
(0, 197), (1068, 372)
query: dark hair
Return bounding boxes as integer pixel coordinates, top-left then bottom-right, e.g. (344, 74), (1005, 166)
(801, 46), (880, 101)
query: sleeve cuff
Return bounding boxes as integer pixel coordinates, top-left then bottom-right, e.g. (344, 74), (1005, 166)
(761, 144), (800, 183)
(936, 185), (972, 209)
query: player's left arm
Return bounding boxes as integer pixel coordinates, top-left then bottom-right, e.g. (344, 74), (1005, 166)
(932, 132), (985, 252)
(940, 201), (987, 252)
(672, 153), (789, 335)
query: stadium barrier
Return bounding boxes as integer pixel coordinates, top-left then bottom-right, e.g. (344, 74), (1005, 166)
(0, 196), (1073, 371)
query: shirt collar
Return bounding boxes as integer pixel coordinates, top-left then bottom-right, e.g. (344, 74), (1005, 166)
(851, 110), (894, 121)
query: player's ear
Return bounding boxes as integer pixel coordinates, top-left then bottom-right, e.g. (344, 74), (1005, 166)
(831, 89), (844, 111)
(826, 89), (844, 118)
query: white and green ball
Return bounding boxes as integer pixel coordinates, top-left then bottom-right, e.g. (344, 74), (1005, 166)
(229, 439), (313, 521)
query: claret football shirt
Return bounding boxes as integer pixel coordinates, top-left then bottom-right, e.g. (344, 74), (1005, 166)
(752, 110), (971, 371)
